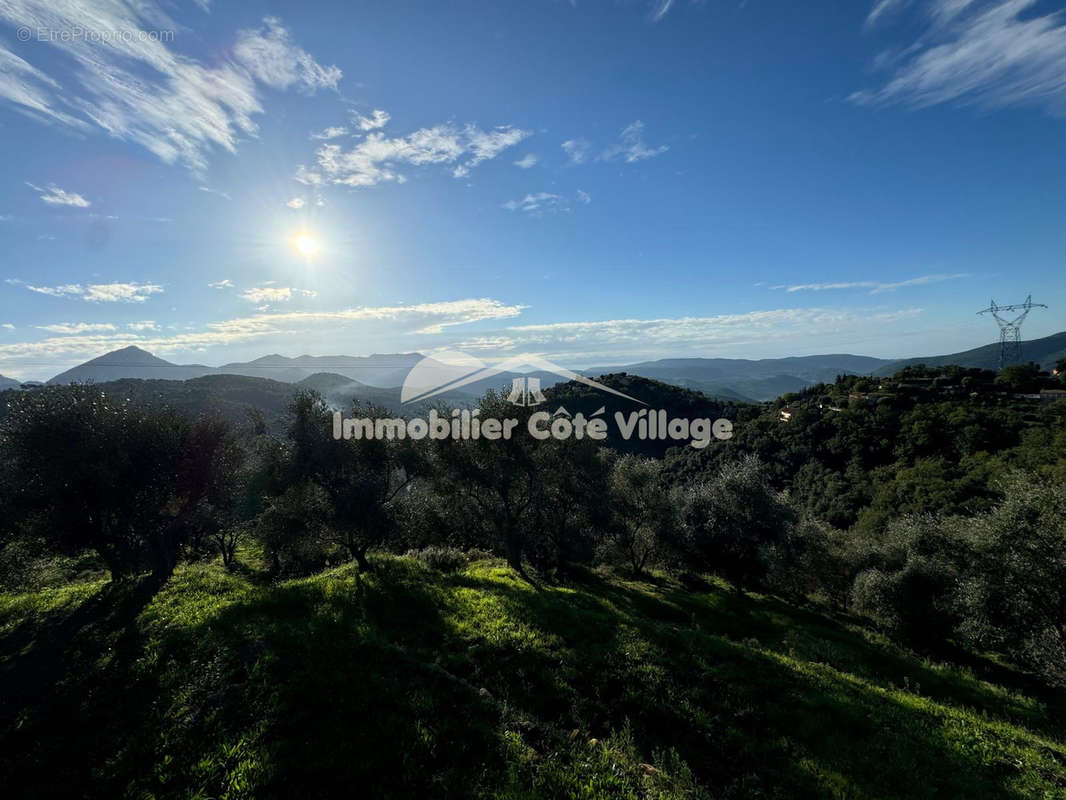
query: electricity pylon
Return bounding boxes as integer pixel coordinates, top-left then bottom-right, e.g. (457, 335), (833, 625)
(977, 295), (1047, 369)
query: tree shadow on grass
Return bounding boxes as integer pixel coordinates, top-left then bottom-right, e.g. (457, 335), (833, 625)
(0, 573), (174, 795)
(0, 575), (163, 722)
(2, 560), (1065, 798)
(81, 559), (503, 799)
(545, 570), (1066, 743)
(446, 567), (1066, 798)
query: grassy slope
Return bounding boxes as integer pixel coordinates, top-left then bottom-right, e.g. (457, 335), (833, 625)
(1, 558), (1065, 799)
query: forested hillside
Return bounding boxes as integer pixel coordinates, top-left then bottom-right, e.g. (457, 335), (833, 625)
(1, 361), (1066, 797)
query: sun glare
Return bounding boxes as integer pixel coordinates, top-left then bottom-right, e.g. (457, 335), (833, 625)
(292, 233), (320, 258)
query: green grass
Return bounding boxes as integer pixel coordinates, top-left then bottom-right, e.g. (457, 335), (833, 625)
(1, 557), (1065, 798)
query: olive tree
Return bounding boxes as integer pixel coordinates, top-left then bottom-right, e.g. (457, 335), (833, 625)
(0, 385), (239, 581)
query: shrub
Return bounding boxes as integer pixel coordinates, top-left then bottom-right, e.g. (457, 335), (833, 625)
(254, 481), (336, 577)
(405, 545), (470, 573)
(0, 386), (241, 580)
(676, 454), (794, 591)
(603, 455), (676, 575)
(849, 515), (967, 649)
(766, 515), (858, 606)
(955, 474), (1066, 685)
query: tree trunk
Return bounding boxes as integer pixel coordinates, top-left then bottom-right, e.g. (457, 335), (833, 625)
(151, 526), (180, 582)
(504, 526), (527, 578)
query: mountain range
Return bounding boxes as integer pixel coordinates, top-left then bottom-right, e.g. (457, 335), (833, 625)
(3, 330), (1064, 402)
(870, 331), (1066, 377)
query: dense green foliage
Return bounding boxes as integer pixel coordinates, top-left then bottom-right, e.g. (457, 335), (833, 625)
(668, 365), (1066, 531)
(0, 385), (245, 580)
(1, 365), (1066, 797)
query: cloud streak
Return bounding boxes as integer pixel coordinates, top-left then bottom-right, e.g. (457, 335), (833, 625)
(853, 0), (1066, 117)
(238, 286), (317, 304)
(0, 299), (530, 373)
(774, 273), (971, 294)
(501, 190), (592, 215)
(494, 306), (926, 361)
(650, 0), (675, 23)
(36, 322), (117, 334)
(0, 4), (340, 172)
(27, 182), (90, 207)
(7, 279), (164, 303)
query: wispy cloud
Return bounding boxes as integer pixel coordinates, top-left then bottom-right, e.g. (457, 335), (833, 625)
(773, 273), (971, 294)
(502, 189), (592, 215)
(865, 0), (913, 28)
(7, 279), (164, 303)
(232, 17), (341, 92)
(561, 138), (591, 164)
(500, 307), (925, 358)
(0, 299), (529, 369)
(602, 120), (669, 162)
(853, 0), (1066, 117)
(36, 322), (117, 334)
(208, 279), (234, 289)
(456, 126), (532, 177)
(127, 321), (159, 331)
(299, 122), (530, 187)
(198, 186), (232, 201)
(650, 0), (675, 22)
(238, 286), (316, 304)
(311, 125), (348, 140)
(514, 153), (539, 169)
(286, 197), (306, 209)
(0, 45), (91, 129)
(503, 192), (566, 214)
(452, 336), (519, 352)
(0, 5), (339, 172)
(27, 182), (90, 207)
(352, 109), (391, 131)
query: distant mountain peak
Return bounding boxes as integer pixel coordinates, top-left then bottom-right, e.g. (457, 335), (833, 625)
(90, 345), (167, 363)
(47, 346), (212, 385)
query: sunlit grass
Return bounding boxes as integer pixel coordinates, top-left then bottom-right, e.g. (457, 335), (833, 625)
(1, 556), (1064, 798)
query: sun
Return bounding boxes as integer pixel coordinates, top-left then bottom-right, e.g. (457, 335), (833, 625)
(292, 232), (320, 258)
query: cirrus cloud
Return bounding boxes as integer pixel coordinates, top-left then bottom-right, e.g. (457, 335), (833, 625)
(36, 322), (117, 334)
(27, 182), (90, 207)
(853, 0), (1066, 117)
(6, 279), (164, 303)
(0, 4), (340, 173)
(772, 272), (971, 294)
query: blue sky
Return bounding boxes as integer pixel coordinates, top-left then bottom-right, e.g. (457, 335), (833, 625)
(1, 0), (1064, 381)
